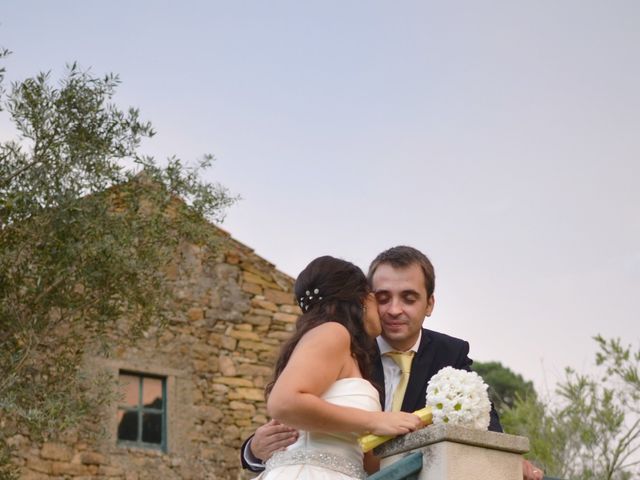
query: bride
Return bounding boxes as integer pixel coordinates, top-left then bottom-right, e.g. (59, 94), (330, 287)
(259, 256), (424, 479)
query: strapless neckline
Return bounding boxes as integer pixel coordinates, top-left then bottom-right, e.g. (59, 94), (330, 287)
(322, 377), (379, 399)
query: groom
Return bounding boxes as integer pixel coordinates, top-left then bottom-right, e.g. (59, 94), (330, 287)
(241, 246), (543, 480)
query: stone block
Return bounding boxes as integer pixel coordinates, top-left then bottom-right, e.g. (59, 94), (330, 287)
(235, 418), (253, 427)
(267, 331), (293, 341)
(264, 289), (293, 305)
(187, 307), (204, 322)
(228, 330), (261, 341)
(251, 298), (278, 312)
(223, 424), (241, 440)
(273, 312), (297, 323)
(242, 282), (262, 295)
(234, 388), (266, 401)
(243, 350), (258, 361)
(192, 359), (219, 373)
(238, 340), (277, 352)
(219, 444), (242, 464)
(209, 333), (238, 350)
(79, 451), (108, 465)
(259, 350), (279, 363)
(211, 383), (229, 393)
(194, 405), (223, 422)
(6, 434), (28, 448)
(191, 343), (218, 359)
(19, 469), (51, 480)
(99, 464), (124, 476)
(215, 376), (253, 387)
(40, 442), (73, 461)
(215, 308), (245, 323)
(204, 311), (220, 328)
(218, 355), (237, 376)
(241, 262), (274, 277)
(79, 440), (92, 451)
(242, 271), (279, 289)
(215, 263), (239, 280)
(199, 448), (217, 460)
(51, 461), (92, 475)
(253, 414), (268, 424)
(229, 401), (256, 413)
(250, 308), (275, 317)
(220, 336), (237, 351)
(159, 331), (175, 343)
(226, 253), (240, 265)
(244, 315), (271, 326)
(192, 387), (204, 403)
(233, 323), (253, 331)
(25, 457), (52, 474)
(236, 364), (273, 376)
(189, 431), (210, 442)
(232, 409), (252, 420)
(279, 304), (302, 314)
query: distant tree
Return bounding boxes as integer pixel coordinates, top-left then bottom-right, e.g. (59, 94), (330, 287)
(502, 336), (640, 480)
(472, 360), (537, 416)
(501, 390), (566, 475)
(0, 51), (237, 478)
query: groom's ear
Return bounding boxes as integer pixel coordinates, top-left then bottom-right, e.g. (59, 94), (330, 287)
(425, 295), (435, 317)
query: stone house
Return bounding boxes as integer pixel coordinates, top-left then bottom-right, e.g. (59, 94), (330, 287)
(8, 201), (300, 480)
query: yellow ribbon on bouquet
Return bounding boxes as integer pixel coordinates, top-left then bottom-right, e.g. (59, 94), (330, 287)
(358, 407), (433, 453)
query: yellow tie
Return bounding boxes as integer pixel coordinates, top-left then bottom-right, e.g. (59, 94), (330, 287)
(386, 351), (414, 411)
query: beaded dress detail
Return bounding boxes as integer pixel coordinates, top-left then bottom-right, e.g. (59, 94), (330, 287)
(259, 378), (381, 480)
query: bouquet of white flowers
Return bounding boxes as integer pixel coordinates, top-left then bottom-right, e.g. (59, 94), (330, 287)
(358, 367), (490, 452)
(426, 366), (491, 430)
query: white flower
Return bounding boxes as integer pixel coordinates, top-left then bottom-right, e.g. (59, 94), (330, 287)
(425, 367), (491, 430)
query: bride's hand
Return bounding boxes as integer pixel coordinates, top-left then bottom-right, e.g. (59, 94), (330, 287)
(367, 411), (425, 436)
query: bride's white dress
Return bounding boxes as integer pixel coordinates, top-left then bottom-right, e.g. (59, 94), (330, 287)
(258, 378), (381, 480)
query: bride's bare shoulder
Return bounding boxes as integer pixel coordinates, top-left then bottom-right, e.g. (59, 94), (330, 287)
(298, 321), (350, 347)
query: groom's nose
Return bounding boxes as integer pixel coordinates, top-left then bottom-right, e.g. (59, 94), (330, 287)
(387, 297), (403, 316)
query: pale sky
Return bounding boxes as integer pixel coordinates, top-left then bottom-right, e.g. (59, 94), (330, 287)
(2, 1), (639, 396)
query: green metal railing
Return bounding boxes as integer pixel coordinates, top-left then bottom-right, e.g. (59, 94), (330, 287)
(368, 452), (422, 480)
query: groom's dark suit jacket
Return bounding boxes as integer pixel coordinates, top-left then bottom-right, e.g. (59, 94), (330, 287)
(372, 328), (502, 432)
(240, 327), (502, 472)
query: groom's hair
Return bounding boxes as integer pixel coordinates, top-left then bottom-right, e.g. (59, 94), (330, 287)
(368, 246), (436, 297)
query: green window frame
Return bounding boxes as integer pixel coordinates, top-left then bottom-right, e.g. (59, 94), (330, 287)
(117, 371), (167, 452)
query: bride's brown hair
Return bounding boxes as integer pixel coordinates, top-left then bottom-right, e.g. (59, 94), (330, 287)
(265, 256), (376, 397)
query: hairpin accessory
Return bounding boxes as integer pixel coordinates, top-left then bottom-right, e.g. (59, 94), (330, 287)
(299, 288), (321, 311)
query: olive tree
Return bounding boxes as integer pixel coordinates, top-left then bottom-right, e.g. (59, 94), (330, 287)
(502, 336), (640, 480)
(0, 51), (236, 477)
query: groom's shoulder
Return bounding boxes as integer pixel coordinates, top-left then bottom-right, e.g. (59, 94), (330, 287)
(422, 328), (470, 349)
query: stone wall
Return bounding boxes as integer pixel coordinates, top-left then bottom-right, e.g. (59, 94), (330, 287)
(8, 226), (298, 480)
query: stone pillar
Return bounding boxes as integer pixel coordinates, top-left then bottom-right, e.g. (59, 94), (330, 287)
(374, 424), (529, 480)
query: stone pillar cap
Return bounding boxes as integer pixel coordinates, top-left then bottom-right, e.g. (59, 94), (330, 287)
(374, 424), (530, 458)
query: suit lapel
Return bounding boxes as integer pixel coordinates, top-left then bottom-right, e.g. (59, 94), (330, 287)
(401, 329), (435, 412)
(372, 346), (386, 408)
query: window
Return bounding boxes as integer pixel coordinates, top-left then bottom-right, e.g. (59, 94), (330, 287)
(117, 372), (166, 451)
